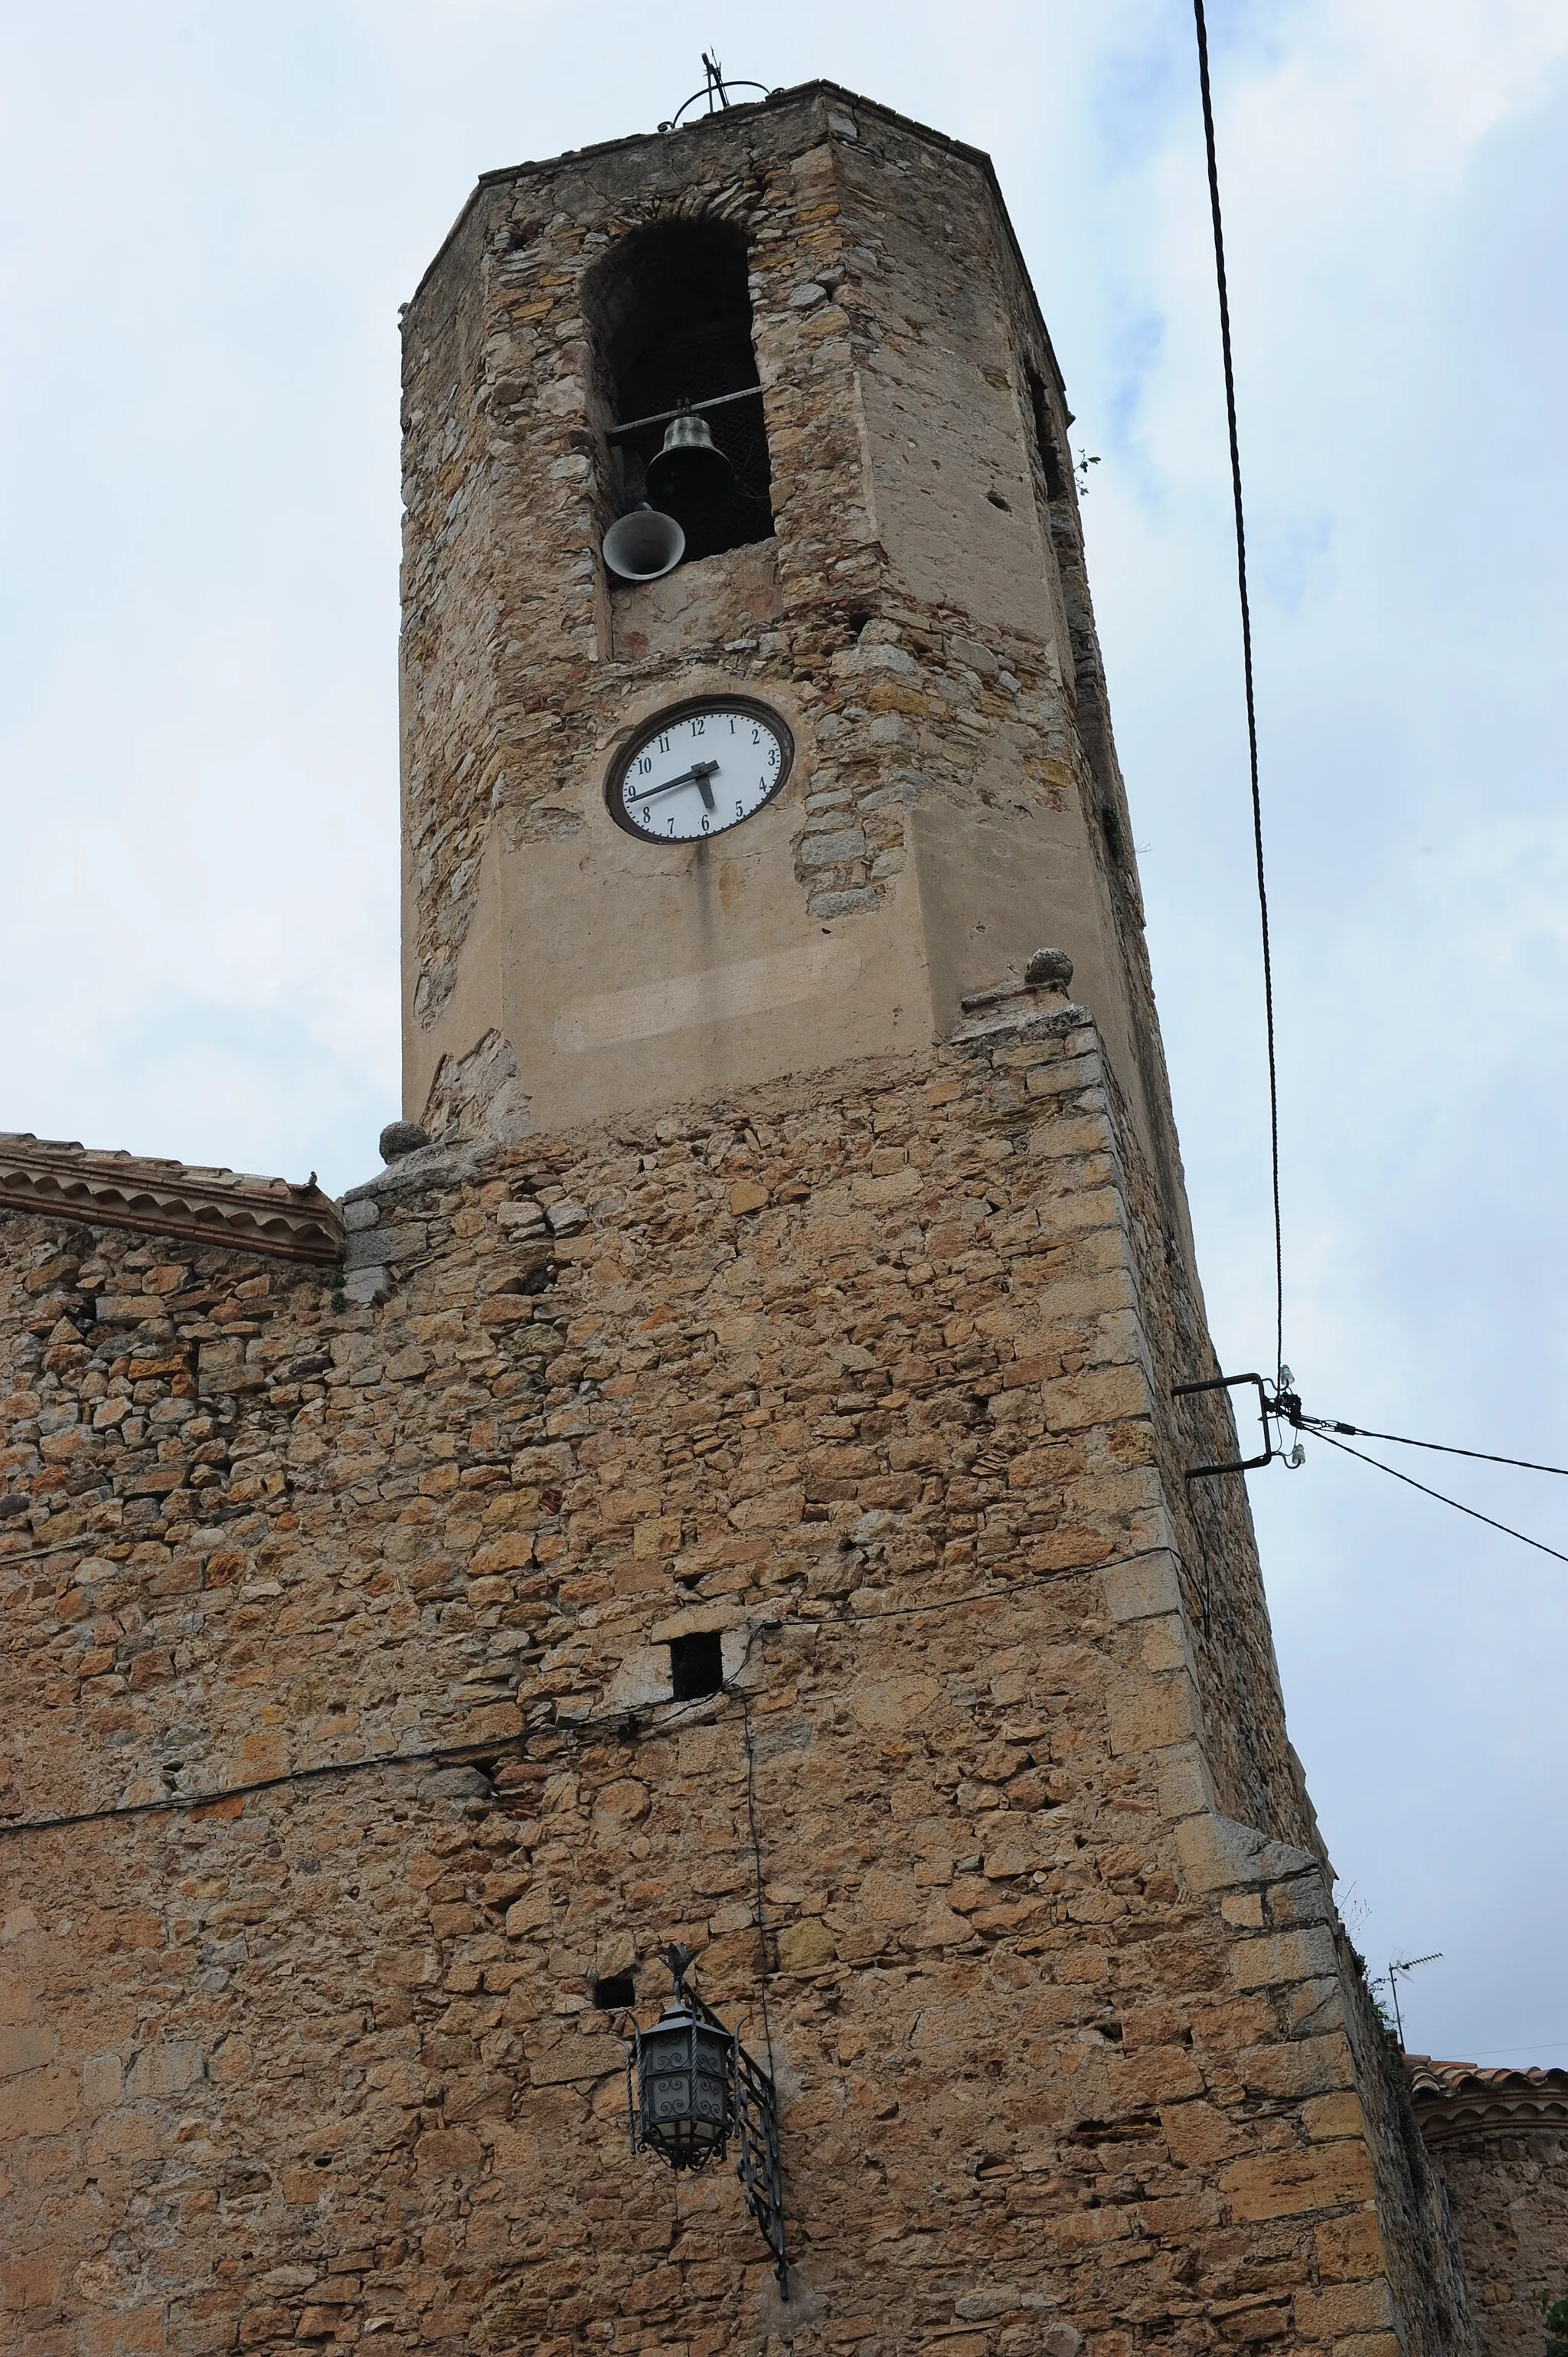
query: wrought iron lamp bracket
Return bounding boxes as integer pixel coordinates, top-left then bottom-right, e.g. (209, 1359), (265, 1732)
(627, 1957), (789, 2295)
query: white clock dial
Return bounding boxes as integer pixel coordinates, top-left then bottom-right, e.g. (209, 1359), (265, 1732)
(608, 698), (794, 842)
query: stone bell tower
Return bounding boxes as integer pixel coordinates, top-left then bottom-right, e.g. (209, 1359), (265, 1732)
(379, 79), (1475, 2352)
(400, 81), (1171, 1177)
(0, 77), (1482, 2357)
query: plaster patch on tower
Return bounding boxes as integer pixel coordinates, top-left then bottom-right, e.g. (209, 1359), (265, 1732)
(554, 936), (861, 1055)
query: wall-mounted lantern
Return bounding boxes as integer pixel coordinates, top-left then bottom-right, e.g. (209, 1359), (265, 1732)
(626, 1944), (788, 2293)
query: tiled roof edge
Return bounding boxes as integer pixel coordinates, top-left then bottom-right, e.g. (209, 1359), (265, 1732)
(1406, 2053), (1568, 2147)
(0, 1136), (344, 1268)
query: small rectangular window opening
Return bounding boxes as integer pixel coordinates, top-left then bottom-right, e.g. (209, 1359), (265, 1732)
(669, 1629), (724, 1701)
(593, 1974), (636, 2010)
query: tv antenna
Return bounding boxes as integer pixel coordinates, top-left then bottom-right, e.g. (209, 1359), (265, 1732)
(662, 54), (776, 131)
(1377, 1952), (1442, 2048)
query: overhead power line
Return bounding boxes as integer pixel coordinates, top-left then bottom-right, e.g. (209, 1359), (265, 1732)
(1178, 1373), (1568, 1562)
(1314, 1430), (1568, 1568)
(1298, 1415), (1568, 1481)
(1192, 0), (1286, 1386)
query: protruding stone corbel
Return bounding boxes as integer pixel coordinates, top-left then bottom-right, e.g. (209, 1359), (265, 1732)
(952, 948), (1089, 1049)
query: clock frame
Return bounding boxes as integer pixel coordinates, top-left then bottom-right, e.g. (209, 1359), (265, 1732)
(606, 695), (795, 844)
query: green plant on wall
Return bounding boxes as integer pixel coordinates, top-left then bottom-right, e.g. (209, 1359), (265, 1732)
(1542, 2291), (1568, 2357)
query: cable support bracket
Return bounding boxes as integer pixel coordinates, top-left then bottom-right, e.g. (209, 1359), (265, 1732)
(1173, 1369), (1305, 1480)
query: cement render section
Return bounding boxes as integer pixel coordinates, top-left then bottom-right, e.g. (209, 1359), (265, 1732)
(0, 1010), (1472, 2354)
(397, 86), (1160, 1184)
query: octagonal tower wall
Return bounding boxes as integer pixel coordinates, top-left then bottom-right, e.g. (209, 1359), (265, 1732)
(398, 83), (1172, 1239)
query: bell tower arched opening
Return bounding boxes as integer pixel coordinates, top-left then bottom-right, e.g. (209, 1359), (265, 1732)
(589, 217), (774, 564)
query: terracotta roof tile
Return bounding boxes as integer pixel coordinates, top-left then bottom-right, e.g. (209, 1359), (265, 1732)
(0, 1134), (343, 1267)
(1405, 2053), (1568, 2146)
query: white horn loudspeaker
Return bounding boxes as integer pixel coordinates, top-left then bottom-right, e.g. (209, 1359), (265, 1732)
(602, 504), (686, 583)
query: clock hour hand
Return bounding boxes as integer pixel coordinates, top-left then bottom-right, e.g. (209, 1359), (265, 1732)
(637, 758), (718, 811)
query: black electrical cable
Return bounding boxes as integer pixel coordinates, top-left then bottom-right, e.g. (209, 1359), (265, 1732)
(1300, 1416), (1568, 1480)
(1314, 1429), (1568, 1568)
(0, 1544), (1172, 1841)
(1, 1534), (114, 1571)
(740, 1692), (779, 2087)
(0, 1681), (737, 1842)
(803, 1542), (1171, 1629)
(1193, 0), (1285, 1386)
(0, 1502), (264, 1574)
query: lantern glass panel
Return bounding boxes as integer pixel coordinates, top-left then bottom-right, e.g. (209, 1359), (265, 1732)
(637, 2006), (733, 2170)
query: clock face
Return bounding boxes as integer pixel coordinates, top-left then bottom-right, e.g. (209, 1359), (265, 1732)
(607, 698), (794, 843)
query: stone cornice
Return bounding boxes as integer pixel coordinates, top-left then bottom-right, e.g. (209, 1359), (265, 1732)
(0, 1135), (344, 1267)
(1406, 2055), (1568, 2147)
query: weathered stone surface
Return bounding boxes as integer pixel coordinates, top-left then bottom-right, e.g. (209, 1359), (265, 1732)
(0, 1009), (1481, 2354)
(0, 66), (1504, 2357)
(1408, 2059), (1568, 2355)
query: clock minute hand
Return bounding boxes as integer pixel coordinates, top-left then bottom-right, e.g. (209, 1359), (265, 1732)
(640, 758), (718, 811)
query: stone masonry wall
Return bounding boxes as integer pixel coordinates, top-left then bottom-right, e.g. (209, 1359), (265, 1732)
(1, 999), (1472, 2357)
(1436, 2135), (1568, 2357)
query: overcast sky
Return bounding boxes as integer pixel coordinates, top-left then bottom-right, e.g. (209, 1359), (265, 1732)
(2, 1), (1565, 2074)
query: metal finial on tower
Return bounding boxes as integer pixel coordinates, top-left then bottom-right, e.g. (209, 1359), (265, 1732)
(660, 54), (776, 131)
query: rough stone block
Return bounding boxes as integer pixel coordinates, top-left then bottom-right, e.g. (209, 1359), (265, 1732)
(1099, 1551), (1181, 1623)
(0, 2063), (79, 2137)
(1104, 1672), (1198, 1757)
(1230, 1928), (1340, 1991)
(1161, 2098), (1248, 2166)
(1040, 1363), (1149, 1433)
(1236, 2035), (1349, 2104)
(1302, 2091), (1364, 2143)
(0, 2025), (54, 2078)
(126, 2041), (204, 2098)
(1313, 2212), (1387, 2282)
(776, 1918), (836, 1973)
(1, 2251), (65, 2310)
(1218, 2139), (1375, 2220)
(504, 1891), (551, 1938)
(1175, 1814), (1272, 1894)
(1293, 2279), (1395, 2339)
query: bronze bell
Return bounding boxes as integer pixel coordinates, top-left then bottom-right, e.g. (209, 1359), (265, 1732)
(645, 411), (734, 515)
